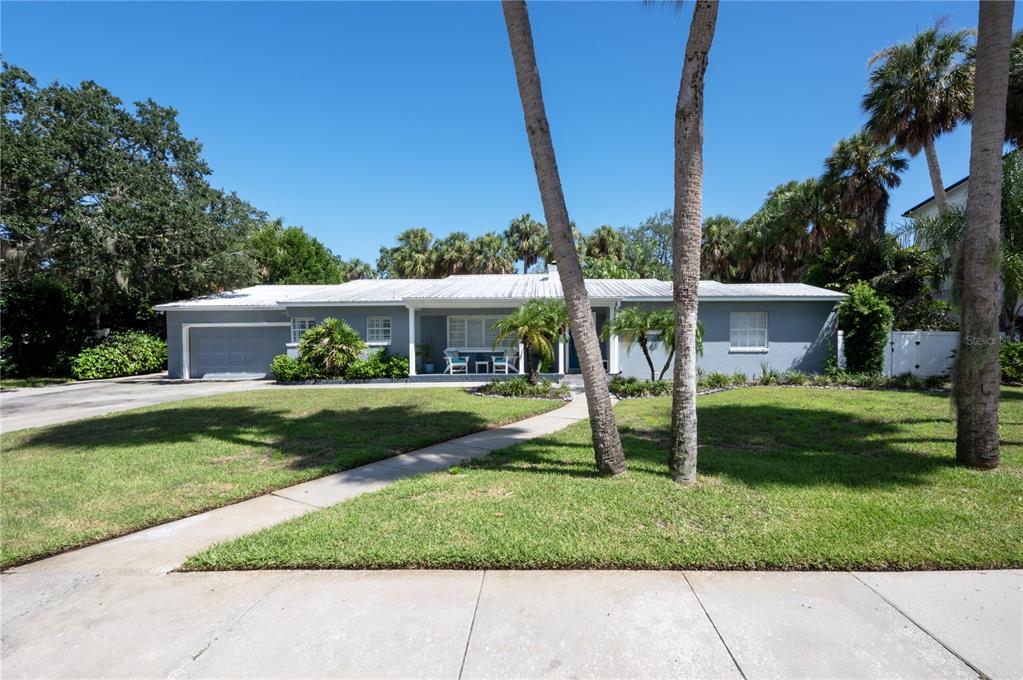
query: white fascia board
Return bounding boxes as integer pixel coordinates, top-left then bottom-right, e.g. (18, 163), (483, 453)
(699, 296), (845, 302)
(281, 301), (406, 307)
(403, 297), (622, 309)
(155, 305), (287, 311)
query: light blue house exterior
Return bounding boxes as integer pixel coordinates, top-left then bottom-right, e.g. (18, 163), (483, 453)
(156, 271), (844, 381)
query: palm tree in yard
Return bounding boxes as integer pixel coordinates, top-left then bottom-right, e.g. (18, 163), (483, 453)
(669, 0), (718, 485)
(502, 0), (626, 475)
(504, 214), (549, 274)
(494, 299), (562, 382)
(650, 308), (702, 381)
(824, 132), (908, 241)
(601, 307), (660, 382)
(467, 232), (516, 274)
(434, 231), (472, 275)
(863, 23), (974, 214)
(956, 0), (1015, 470)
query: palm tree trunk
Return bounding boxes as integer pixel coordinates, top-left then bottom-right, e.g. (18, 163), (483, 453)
(502, 0), (626, 475)
(956, 0), (1014, 470)
(659, 349), (674, 381)
(639, 336), (656, 382)
(669, 0), (718, 485)
(923, 137), (950, 214)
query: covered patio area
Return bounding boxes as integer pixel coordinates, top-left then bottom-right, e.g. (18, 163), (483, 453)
(405, 303), (620, 378)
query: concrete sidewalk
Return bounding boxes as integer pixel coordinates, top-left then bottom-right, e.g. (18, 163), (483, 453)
(3, 389), (1020, 679)
(1, 568), (1018, 679)
(6, 392), (590, 574)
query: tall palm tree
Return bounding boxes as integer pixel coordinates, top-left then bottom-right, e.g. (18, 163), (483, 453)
(824, 132), (909, 241)
(467, 232), (516, 274)
(669, 0), (718, 485)
(701, 214), (739, 280)
(601, 307), (659, 381)
(433, 231), (472, 276)
(502, 0), (626, 475)
(956, 0), (1014, 471)
(504, 214), (549, 274)
(863, 24), (974, 214)
(585, 225), (626, 261)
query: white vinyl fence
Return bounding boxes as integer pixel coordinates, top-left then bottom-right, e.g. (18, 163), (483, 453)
(838, 330), (959, 378)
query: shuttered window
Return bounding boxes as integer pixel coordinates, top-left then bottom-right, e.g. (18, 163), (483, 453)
(291, 318), (315, 343)
(447, 315), (510, 349)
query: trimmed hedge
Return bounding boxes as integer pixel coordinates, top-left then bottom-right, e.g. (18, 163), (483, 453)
(838, 282), (893, 373)
(71, 331), (167, 380)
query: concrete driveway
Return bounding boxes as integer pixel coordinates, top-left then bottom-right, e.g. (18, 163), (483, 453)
(0, 375), (271, 432)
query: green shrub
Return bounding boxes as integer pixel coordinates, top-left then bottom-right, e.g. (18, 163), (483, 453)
(71, 331), (167, 380)
(730, 371), (748, 386)
(477, 376), (569, 399)
(1000, 340), (1023, 385)
(924, 374), (949, 390)
(838, 282), (893, 373)
(809, 373), (833, 387)
(609, 375), (671, 398)
(298, 318), (366, 378)
(703, 372), (731, 389)
(781, 370), (807, 386)
(345, 348), (408, 381)
(759, 363), (780, 385)
(889, 372), (925, 390)
(270, 354), (321, 381)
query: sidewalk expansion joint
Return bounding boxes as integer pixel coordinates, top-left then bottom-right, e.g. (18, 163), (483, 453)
(682, 572), (748, 680)
(849, 572), (988, 679)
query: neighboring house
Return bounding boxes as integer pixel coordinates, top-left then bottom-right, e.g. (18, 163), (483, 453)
(902, 174), (969, 305)
(154, 267), (844, 380)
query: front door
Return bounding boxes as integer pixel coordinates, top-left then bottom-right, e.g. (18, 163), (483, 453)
(567, 312), (605, 373)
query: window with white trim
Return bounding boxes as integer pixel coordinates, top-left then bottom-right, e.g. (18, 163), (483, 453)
(291, 318), (315, 343)
(447, 315), (511, 349)
(367, 316), (392, 345)
(729, 312), (768, 351)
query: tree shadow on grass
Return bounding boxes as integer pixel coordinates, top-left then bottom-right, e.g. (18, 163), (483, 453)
(476, 401), (975, 490)
(8, 404), (498, 473)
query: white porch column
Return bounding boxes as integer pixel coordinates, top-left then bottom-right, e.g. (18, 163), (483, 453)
(557, 339), (565, 374)
(608, 304), (620, 374)
(407, 306), (416, 376)
(518, 342), (525, 374)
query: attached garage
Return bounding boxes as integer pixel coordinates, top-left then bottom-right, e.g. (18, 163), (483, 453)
(185, 324), (289, 379)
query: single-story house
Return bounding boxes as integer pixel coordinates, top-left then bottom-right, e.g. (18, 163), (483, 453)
(154, 267), (845, 380)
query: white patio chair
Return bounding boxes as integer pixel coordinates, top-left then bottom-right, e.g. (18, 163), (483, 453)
(444, 350), (468, 374)
(492, 352), (516, 374)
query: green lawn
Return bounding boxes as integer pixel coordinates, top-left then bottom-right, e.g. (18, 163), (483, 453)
(0, 388), (559, 568)
(0, 377), (74, 390)
(187, 387), (1023, 571)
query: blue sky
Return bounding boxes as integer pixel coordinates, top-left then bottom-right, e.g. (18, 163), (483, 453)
(3, 1), (1018, 265)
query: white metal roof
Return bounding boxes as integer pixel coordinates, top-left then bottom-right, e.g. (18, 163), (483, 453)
(155, 276), (844, 311)
(153, 285), (338, 311)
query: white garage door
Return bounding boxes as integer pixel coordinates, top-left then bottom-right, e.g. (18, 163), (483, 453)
(189, 326), (289, 378)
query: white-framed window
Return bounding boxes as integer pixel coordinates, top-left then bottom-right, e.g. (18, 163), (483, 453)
(730, 312), (768, 352)
(446, 315), (510, 349)
(291, 317), (315, 343)
(367, 316), (392, 345)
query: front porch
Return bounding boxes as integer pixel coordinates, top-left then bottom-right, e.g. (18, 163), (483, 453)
(405, 304), (620, 378)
